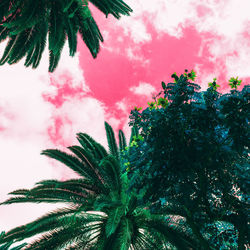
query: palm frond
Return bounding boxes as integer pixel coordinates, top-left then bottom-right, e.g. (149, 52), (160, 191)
(0, 207), (80, 244)
(105, 121), (119, 160)
(0, 121), (197, 249)
(9, 242), (28, 250)
(36, 179), (101, 194)
(99, 155), (121, 192)
(41, 149), (98, 180)
(0, 25), (9, 43)
(105, 205), (125, 237)
(24, 212), (106, 250)
(78, 16), (102, 58)
(0, 0), (132, 71)
(76, 133), (108, 161)
(64, 15), (78, 56)
(0, 35), (18, 65)
(119, 129), (127, 152)
(89, 0), (133, 18)
(142, 216), (199, 250)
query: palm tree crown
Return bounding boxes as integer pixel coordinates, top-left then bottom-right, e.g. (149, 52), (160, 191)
(0, 0), (132, 72)
(0, 122), (198, 249)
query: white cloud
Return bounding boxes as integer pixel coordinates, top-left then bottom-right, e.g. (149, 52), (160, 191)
(117, 0), (197, 40)
(126, 47), (150, 65)
(0, 39), (110, 232)
(121, 0), (250, 39)
(194, 0), (250, 38)
(53, 97), (108, 148)
(130, 82), (156, 97)
(118, 0), (250, 80)
(118, 17), (151, 43)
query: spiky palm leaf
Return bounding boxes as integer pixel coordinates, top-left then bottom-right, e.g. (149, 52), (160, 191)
(0, 122), (198, 249)
(0, 231), (27, 250)
(0, 0), (132, 72)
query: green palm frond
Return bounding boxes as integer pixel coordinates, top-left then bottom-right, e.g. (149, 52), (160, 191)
(36, 179), (101, 194)
(76, 133), (108, 161)
(24, 213), (105, 250)
(8, 243), (28, 250)
(144, 216), (198, 250)
(41, 149), (100, 181)
(98, 155), (121, 192)
(1, 209), (106, 249)
(0, 239), (27, 250)
(105, 121), (119, 160)
(67, 146), (101, 176)
(0, 121), (198, 249)
(0, 0), (132, 72)
(119, 129), (127, 152)
(90, 0), (132, 18)
(0, 207), (80, 244)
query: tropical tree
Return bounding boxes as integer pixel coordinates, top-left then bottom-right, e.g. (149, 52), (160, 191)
(0, 122), (198, 249)
(0, 0), (132, 72)
(123, 70), (249, 249)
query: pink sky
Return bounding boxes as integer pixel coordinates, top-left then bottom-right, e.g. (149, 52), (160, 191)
(0, 0), (250, 237)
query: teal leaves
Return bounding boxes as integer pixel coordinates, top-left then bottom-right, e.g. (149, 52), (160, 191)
(157, 97), (168, 108)
(184, 69), (197, 81)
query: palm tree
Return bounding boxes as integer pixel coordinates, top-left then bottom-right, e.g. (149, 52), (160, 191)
(0, 0), (132, 72)
(0, 122), (198, 249)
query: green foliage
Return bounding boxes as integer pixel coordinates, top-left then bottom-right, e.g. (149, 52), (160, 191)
(208, 78), (220, 90)
(229, 77), (242, 90)
(0, 122), (199, 249)
(0, 0), (132, 72)
(124, 69), (250, 249)
(0, 232), (27, 249)
(0, 68), (248, 249)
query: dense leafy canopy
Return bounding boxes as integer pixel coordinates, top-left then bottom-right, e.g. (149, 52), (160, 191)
(121, 70), (249, 249)
(0, 0), (132, 72)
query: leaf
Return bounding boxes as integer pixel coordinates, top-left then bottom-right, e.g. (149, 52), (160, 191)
(161, 81), (166, 90)
(105, 121), (119, 160)
(119, 129), (127, 152)
(105, 206), (124, 237)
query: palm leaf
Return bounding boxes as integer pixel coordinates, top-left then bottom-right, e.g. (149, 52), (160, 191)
(0, 0), (132, 71)
(0, 25), (9, 43)
(24, 213), (105, 249)
(36, 179), (101, 194)
(78, 16), (103, 58)
(105, 205), (125, 237)
(105, 121), (119, 160)
(99, 155), (121, 192)
(64, 16), (78, 56)
(119, 129), (127, 152)
(0, 35), (18, 65)
(89, 0), (132, 18)
(41, 149), (97, 180)
(76, 133), (108, 161)
(0, 122), (195, 249)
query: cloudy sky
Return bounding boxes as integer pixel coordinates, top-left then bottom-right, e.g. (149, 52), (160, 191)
(0, 0), (250, 234)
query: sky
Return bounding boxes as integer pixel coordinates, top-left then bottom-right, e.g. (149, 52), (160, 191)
(0, 0), (250, 237)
